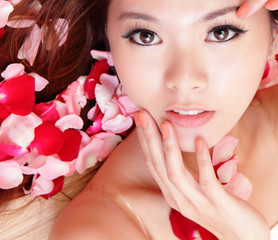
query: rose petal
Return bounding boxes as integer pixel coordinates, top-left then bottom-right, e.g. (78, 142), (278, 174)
(96, 133), (121, 159)
(28, 72), (49, 91)
(40, 176), (64, 199)
(0, 27), (5, 38)
(0, 1), (14, 28)
(1, 63), (25, 79)
(57, 129), (82, 162)
(0, 74), (35, 115)
(17, 24), (42, 66)
(212, 136), (238, 165)
(0, 160), (23, 189)
(224, 172), (253, 201)
(33, 102), (60, 124)
(0, 144), (28, 161)
(75, 138), (103, 174)
(53, 18), (68, 47)
(118, 95), (138, 116)
(0, 103), (10, 123)
(61, 80), (86, 115)
(30, 122), (64, 156)
(216, 158), (238, 183)
(55, 114), (84, 131)
(24, 175), (54, 198)
(0, 113), (42, 147)
(38, 156), (69, 180)
(102, 114), (133, 134)
(90, 50), (114, 66)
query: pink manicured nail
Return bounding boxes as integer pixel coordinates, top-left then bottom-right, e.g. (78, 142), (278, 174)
(134, 112), (141, 127)
(265, 0), (278, 10)
(236, 2), (250, 18)
(195, 138), (204, 153)
(139, 111), (148, 129)
(161, 122), (169, 140)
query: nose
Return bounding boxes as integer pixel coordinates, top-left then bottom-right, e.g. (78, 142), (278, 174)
(164, 47), (208, 93)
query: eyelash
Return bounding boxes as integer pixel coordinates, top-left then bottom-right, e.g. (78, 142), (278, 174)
(206, 22), (248, 42)
(121, 22), (248, 46)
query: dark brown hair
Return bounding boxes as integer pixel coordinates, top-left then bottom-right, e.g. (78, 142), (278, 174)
(0, 0), (109, 207)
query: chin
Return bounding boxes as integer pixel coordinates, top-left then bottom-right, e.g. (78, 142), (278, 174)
(176, 130), (224, 153)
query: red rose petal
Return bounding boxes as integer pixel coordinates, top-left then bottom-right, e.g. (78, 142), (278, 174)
(262, 62), (270, 79)
(84, 60), (110, 99)
(169, 209), (218, 240)
(57, 129), (82, 162)
(30, 122), (64, 156)
(0, 28), (5, 38)
(40, 176), (64, 199)
(0, 103), (10, 123)
(33, 102), (60, 124)
(0, 74), (35, 115)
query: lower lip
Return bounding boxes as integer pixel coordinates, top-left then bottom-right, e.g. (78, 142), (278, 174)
(166, 111), (214, 128)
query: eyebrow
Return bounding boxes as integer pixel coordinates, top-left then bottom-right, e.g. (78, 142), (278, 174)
(118, 6), (239, 23)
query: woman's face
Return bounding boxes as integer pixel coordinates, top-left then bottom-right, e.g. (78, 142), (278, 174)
(107, 0), (273, 152)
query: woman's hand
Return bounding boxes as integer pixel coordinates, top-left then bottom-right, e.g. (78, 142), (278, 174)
(134, 110), (270, 240)
(237, 0), (278, 18)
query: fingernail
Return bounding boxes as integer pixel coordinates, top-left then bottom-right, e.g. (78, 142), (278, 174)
(236, 2), (250, 18)
(195, 138), (204, 153)
(265, 0), (278, 10)
(139, 111), (148, 129)
(161, 122), (169, 140)
(134, 112), (141, 127)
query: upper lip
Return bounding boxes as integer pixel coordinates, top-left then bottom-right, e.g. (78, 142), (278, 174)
(166, 104), (213, 112)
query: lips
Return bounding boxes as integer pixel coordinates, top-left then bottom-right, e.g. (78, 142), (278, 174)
(166, 109), (214, 128)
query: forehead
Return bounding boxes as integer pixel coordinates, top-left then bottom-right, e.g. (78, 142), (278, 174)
(108, 0), (242, 23)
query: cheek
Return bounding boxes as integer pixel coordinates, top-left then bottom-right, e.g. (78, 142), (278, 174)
(112, 52), (163, 108)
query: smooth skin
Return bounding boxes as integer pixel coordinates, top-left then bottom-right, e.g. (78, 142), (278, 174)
(50, 1), (278, 239)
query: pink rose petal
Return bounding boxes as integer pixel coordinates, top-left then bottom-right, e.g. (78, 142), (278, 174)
(28, 72), (49, 91)
(55, 114), (84, 131)
(212, 136), (238, 165)
(224, 172), (253, 201)
(17, 24), (42, 66)
(96, 133), (121, 159)
(102, 114), (133, 134)
(1, 63), (25, 79)
(0, 113), (42, 147)
(40, 176), (64, 199)
(25, 175), (54, 198)
(38, 156), (69, 180)
(0, 160), (23, 189)
(118, 95), (138, 116)
(216, 158), (238, 183)
(0, 1), (14, 28)
(75, 138), (103, 174)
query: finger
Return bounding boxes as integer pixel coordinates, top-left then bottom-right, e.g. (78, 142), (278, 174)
(195, 137), (222, 198)
(161, 121), (202, 199)
(265, 0), (278, 10)
(236, 1), (267, 19)
(134, 111), (177, 207)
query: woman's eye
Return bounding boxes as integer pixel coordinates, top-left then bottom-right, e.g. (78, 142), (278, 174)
(124, 30), (162, 46)
(206, 25), (247, 42)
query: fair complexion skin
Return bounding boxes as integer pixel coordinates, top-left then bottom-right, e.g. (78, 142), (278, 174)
(107, 0), (274, 238)
(49, 1), (278, 240)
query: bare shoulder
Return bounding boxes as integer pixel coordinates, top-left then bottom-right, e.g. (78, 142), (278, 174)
(49, 132), (152, 240)
(49, 184), (148, 240)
